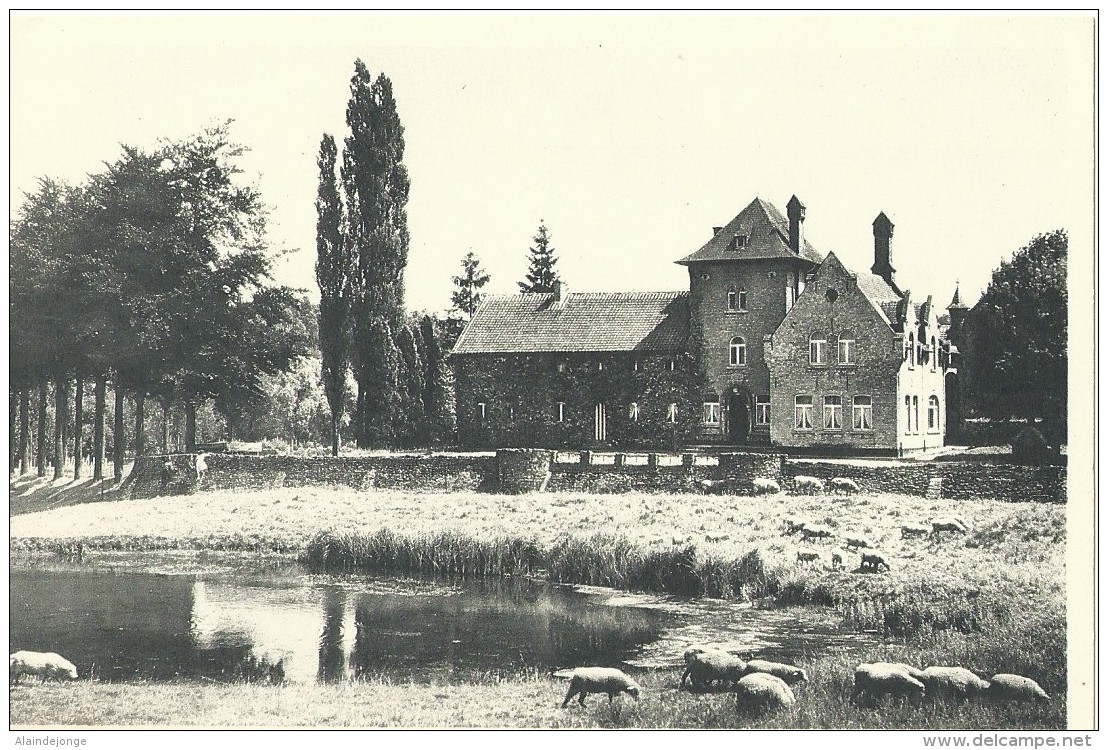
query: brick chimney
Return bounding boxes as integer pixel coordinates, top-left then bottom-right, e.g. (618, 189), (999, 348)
(712, 226), (722, 237)
(552, 280), (566, 303)
(871, 212), (895, 285)
(786, 195), (806, 254)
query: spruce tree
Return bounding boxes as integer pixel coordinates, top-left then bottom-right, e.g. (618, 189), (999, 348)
(314, 133), (349, 456)
(451, 251), (491, 320)
(518, 222), (560, 293)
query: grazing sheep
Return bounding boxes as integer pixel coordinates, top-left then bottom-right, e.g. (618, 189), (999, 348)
(931, 517), (968, 536)
(830, 477), (860, 495)
(681, 648), (747, 690)
(920, 666), (990, 700)
(734, 673), (796, 712)
(986, 674), (1050, 703)
(869, 661), (927, 681)
(560, 667), (641, 707)
(9, 651), (78, 684)
(743, 659), (808, 685)
(901, 522), (931, 539)
(831, 551), (844, 568)
(859, 552), (890, 572)
(793, 475), (824, 495)
(844, 535), (873, 551)
(801, 524), (833, 542)
(195, 452), (210, 484)
(752, 477), (781, 495)
(696, 478), (728, 495)
(851, 663), (926, 705)
(796, 549), (820, 563)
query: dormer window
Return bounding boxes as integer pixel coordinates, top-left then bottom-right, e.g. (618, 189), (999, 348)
(730, 234), (747, 251)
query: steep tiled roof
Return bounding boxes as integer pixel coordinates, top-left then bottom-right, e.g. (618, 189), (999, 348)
(676, 197), (824, 266)
(855, 272), (904, 323)
(451, 292), (688, 355)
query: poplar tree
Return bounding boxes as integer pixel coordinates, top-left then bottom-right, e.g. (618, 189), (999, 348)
(518, 222), (560, 293)
(314, 133), (349, 456)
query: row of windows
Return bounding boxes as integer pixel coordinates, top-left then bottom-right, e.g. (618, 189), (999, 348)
(905, 332), (940, 371)
(475, 401), (680, 424)
(904, 394), (941, 433)
(793, 395), (872, 431)
(701, 395), (771, 427)
(808, 333), (856, 365)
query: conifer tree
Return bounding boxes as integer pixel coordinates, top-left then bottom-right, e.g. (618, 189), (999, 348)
(518, 222), (561, 293)
(450, 251), (491, 320)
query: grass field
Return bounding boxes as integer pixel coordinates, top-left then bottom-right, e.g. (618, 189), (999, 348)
(9, 480), (1066, 729)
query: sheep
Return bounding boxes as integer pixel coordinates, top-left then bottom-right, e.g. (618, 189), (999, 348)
(869, 661), (927, 681)
(734, 673), (796, 712)
(195, 452), (210, 485)
(801, 524), (833, 542)
(10, 651), (78, 684)
(931, 517), (968, 536)
(796, 549), (820, 563)
(901, 522), (931, 539)
(844, 535), (873, 551)
(742, 659), (808, 685)
(830, 477), (860, 495)
(560, 667), (641, 707)
(850, 663), (926, 706)
(831, 551), (844, 568)
(681, 648), (747, 690)
(985, 673), (1050, 703)
(752, 477), (781, 495)
(697, 478), (737, 495)
(919, 666), (990, 701)
(859, 552), (890, 572)
(793, 475), (824, 495)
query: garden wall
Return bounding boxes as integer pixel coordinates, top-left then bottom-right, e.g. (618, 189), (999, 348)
(129, 449), (1065, 504)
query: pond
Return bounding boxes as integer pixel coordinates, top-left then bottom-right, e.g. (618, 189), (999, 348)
(9, 553), (875, 684)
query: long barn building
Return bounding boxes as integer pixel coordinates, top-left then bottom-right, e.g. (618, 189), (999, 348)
(450, 196), (960, 455)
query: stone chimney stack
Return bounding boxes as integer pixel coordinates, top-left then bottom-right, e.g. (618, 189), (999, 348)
(552, 280), (566, 303)
(871, 212), (896, 285)
(786, 195), (806, 255)
(712, 226), (723, 237)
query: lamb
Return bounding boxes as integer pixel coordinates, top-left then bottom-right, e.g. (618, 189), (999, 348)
(850, 663), (926, 705)
(931, 517), (968, 536)
(919, 666), (990, 700)
(742, 659), (808, 685)
(901, 522), (931, 539)
(859, 552), (890, 572)
(10, 651), (78, 684)
(844, 535), (873, 551)
(830, 477), (860, 495)
(681, 648), (747, 690)
(560, 667), (641, 707)
(801, 524), (833, 542)
(752, 477), (781, 495)
(796, 549), (820, 563)
(985, 674), (1050, 703)
(734, 673), (796, 712)
(793, 475), (824, 495)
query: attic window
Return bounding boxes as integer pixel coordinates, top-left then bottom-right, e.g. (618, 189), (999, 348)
(731, 234), (747, 251)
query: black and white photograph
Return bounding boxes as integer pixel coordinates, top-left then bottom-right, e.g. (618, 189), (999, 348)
(7, 11), (1095, 738)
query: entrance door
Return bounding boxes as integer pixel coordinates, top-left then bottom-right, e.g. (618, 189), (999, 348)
(594, 403), (607, 442)
(728, 392), (750, 444)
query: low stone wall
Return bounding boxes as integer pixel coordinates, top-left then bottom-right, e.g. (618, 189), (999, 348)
(784, 460), (1065, 504)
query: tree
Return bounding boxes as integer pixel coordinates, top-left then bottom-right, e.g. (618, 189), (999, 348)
(518, 222), (560, 293)
(341, 60), (411, 447)
(961, 229), (1067, 445)
(450, 251), (491, 320)
(315, 133), (350, 456)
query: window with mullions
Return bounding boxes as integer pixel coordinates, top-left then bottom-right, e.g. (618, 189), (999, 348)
(824, 395), (843, 430)
(852, 396), (872, 430)
(795, 396), (814, 430)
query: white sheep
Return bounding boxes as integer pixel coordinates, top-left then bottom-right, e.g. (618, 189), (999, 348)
(195, 452), (210, 485)
(851, 663), (926, 705)
(734, 673), (796, 712)
(901, 522), (931, 539)
(931, 517), (968, 536)
(752, 477), (781, 495)
(830, 477), (860, 495)
(10, 651), (78, 684)
(697, 478), (735, 495)
(844, 535), (873, 551)
(681, 648), (747, 690)
(742, 659), (808, 685)
(985, 674), (1050, 703)
(869, 661), (927, 681)
(793, 475), (824, 495)
(560, 667), (641, 707)
(796, 549), (820, 563)
(920, 666), (990, 700)
(801, 524), (833, 542)
(859, 552), (890, 572)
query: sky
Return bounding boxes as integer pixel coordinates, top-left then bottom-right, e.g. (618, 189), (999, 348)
(9, 12), (1094, 316)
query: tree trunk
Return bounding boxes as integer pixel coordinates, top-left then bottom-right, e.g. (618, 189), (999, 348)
(134, 392), (146, 457)
(226, 411), (236, 443)
(60, 378), (70, 471)
(53, 375), (66, 480)
(73, 375), (84, 480)
(18, 388), (30, 475)
(331, 415), (340, 457)
(113, 382), (125, 481)
(9, 390), (17, 475)
(160, 397), (170, 454)
(185, 400), (197, 453)
(93, 376), (106, 480)
(36, 382), (48, 477)
(355, 383), (367, 448)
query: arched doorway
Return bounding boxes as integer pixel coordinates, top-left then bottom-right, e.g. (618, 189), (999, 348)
(728, 389), (753, 444)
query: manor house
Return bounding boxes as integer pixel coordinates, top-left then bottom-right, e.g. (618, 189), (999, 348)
(450, 196), (960, 455)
